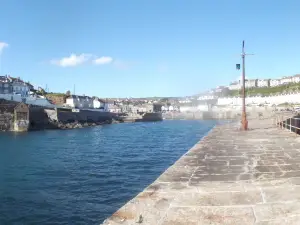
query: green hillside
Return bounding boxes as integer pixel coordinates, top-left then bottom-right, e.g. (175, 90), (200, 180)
(228, 83), (300, 97)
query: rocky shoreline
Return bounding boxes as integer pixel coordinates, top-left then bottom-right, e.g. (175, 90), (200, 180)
(53, 119), (121, 130)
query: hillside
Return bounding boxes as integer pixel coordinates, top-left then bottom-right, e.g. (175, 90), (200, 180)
(227, 83), (300, 97)
(45, 93), (67, 105)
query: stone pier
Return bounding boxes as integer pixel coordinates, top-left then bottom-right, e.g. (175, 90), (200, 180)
(102, 118), (300, 225)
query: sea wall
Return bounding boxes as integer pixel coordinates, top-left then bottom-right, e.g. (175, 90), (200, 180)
(29, 107), (56, 130)
(43, 108), (115, 129)
(0, 113), (13, 131)
(135, 112), (163, 122)
(56, 109), (113, 123)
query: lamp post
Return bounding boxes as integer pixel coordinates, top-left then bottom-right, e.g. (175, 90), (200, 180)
(241, 41), (248, 130)
(238, 41), (254, 131)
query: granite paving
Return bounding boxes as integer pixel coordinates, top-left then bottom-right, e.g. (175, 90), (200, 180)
(102, 118), (300, 225)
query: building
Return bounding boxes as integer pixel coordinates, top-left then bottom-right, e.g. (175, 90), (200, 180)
(197, 95), (216, 101)
(0, 76), (12, 94)
(65, 95), (93, 109)
(257, 79), (270, 87)
(280, 76), (293, 85)
(12, 80), (30, 96)
(0, 75), (31, 97)
(245, 79), (257, 88)
(292, 74), (300, 83)
(0, 100), (29, 131)
(270, 79), (281, 87)
(107, 104), (121, 113)
(229, 81), (241, 90)
(93, 98), (108, 111)
(178, 98), (192, 104)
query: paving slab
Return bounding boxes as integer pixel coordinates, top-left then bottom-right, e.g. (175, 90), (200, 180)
(101, 118), (300, 225)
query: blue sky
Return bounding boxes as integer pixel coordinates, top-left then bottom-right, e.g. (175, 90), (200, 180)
(1, 0), (300, 97)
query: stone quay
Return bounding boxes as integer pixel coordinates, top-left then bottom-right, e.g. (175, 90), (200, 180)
(102, 117), (300, 225)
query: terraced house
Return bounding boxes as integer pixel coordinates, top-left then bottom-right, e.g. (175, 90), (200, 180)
(0, 75), (32, 97)
(0, 76), (12, 94)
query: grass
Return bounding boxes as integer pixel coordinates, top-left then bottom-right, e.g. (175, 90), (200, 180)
(46, 93), (67, 97)
(227, 83), (300, 97)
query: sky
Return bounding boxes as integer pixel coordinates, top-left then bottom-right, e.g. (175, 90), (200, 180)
(1, 0), (300, 98)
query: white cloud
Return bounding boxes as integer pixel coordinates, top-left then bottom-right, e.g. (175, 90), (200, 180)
(0, 42), (9, 54)
(93, 56), (113, 65)
(51, 53), (91, 67)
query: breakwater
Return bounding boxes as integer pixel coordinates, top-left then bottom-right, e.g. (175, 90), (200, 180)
(102, 118), (300, 224)
(44, 108), (114, 129)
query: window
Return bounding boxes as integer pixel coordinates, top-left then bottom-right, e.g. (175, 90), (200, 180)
(16, 112), (28, 120)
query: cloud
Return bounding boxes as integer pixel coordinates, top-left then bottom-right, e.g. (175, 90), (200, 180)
(93, 56), (113, 65)
(0, 42), (9, 54)
(51, 53), (92, 67)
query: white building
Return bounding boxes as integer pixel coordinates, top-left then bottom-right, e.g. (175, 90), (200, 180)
(245, 79), (257, 88)
(66, 95), (93, 109)
(257, 79), (270, 87)
(270, 79), (281, 87)
(292, 75), (300, 83)
(12, 80), (30, 97)
(93, 98), (108, 111)
(197, 95), (216, 100)
(178, 98), (192, 104)
(107, 104), (122, 113)
(0, 76), (31, 97)
(280, 76), (293, 85)
(162, 105), (175, 111)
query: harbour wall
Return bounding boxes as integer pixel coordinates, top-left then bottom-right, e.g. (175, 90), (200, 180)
(0, 100), (30, 132)
(0, 99), (115, 131)
(29, 107), (57, 130)
(0, 113), (13, 131)
(42, 108), (114, 129)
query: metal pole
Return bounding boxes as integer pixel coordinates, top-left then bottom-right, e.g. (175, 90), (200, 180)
(290, 118), (292, 132)
(241, 40), (248, 130)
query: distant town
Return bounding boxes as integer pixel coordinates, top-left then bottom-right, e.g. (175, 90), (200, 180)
(1, 73), (300, 115)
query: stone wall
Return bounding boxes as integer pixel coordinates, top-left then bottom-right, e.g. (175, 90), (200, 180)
(56, 109), (113, 123)
(29, 107), (56, 130)
(0, 113), (13, 131)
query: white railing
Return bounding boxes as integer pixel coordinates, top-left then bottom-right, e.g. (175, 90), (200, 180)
(275, 114), (300, 134)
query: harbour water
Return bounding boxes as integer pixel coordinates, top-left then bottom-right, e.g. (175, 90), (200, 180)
(0, 120), (216, 224)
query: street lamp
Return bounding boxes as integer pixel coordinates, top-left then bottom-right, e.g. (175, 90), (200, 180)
(237, 41), (254, 130)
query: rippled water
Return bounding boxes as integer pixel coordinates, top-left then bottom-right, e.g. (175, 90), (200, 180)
(0, 120), (216, 224)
